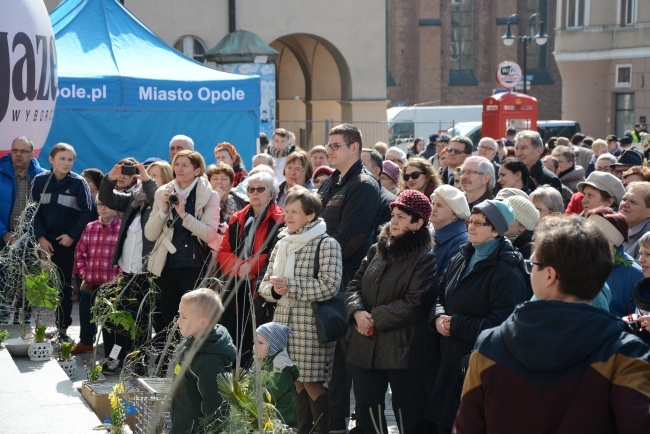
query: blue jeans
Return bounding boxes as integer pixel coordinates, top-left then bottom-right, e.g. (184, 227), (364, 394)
(78, 286), (98, 345)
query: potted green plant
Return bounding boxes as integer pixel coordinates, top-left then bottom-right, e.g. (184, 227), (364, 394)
(25, 270), (60, 361)
(58, 341), (77, 378)
(0, 329), (9, 347)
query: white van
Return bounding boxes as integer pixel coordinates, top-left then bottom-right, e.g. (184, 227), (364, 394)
(388, 105), (483, 148)
(448, 120), (582, 148)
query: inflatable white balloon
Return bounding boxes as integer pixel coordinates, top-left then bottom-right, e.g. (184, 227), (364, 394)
(0, 0), (57, 158)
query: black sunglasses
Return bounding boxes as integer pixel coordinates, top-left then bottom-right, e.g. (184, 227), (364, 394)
(248, 186), (267, 194)
(402, 171), (423, 181)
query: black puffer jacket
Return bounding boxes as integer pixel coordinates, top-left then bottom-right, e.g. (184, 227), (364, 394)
(98, 176), (157, 268)
(346, 224), (437, 370)
(426, 237), (528, 428)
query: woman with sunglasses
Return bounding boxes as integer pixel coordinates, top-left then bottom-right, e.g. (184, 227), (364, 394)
(426, 200), (528, 432)
(398, 157), (441, 197)
(217, 170), (285, 367)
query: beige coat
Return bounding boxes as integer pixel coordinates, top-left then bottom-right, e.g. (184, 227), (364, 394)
(144, 177), (220, 276)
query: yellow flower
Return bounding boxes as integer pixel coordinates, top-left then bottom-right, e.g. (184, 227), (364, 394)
(264, 402), (275, 409)
(108, 392), (119, 410)
(263, 420), (274, 431)
(264, 388), (272, 403)
(113, 382), (125, 394)
(97, 365), (103, 372)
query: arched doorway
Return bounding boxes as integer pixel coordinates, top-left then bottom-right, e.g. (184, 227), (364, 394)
(270, 33), (351, 149)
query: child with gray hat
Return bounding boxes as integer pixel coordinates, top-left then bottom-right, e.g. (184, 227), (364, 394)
(254, 322), (300, 426)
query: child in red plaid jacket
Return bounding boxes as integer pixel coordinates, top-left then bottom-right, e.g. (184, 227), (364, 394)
(72, 196), (121, 354)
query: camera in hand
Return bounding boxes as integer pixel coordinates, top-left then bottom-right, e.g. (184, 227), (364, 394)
(121, 162), (137, 176)
(169, 193), (179, 205)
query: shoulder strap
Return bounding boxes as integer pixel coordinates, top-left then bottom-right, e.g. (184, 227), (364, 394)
(313, 235), (326, 278)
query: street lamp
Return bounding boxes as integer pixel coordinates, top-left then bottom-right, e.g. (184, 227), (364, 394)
(501, 13), (549, 94)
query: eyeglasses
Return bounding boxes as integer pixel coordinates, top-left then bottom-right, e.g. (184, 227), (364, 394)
(402, 171), (423, 181)
(478, 145), (496, 152)
(465, 219), (492, 228)
(326, 142), (353, 151)
(524, 259), (544, 274)
(459, 170), (486, 176)
(446, 148), (467, 155)
(285, 165), (304, 173)
(11, 149), (32, 155)
(247, 186), (268, 194)
(611, 168), (624, 177)
(596, 166), (612, 173)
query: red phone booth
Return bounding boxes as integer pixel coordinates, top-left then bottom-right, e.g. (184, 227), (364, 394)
(482, 91), (538, 140)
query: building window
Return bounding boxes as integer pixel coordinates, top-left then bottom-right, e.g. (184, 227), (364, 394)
(615, 93), (634, 137)
(616, 64), (632, 88)
(525, 1), (547, 72)
(450, 0), (477, 85)
(619, 0), (637, 26)
(173, 36), (206, 64)
(566, 0), (585, 28)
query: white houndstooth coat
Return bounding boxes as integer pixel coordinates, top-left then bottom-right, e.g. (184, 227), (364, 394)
(259, 222), (343, 382)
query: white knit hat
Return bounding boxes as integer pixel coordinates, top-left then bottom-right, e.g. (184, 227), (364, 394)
(386, 146), (407, 163)
(495, 188), (529, 201)
(506, 196), (540, 231)
(432, 185), (470, 220)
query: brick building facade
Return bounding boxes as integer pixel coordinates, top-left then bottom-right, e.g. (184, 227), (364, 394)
(387, 0), (562, 120)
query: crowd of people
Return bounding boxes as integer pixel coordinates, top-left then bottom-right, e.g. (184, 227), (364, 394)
(0, 123), (649, 433)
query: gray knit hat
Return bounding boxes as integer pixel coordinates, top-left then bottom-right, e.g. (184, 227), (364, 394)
(474, 200), (515, 236)
(256, 322), (294, 357)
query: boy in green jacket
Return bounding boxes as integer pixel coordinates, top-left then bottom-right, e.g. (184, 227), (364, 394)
(170, 288), (236, 434)
(255, 322), (300, 426)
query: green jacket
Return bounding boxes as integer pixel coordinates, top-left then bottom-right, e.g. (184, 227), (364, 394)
(170, 324), (236, 434)
(265, 350), (300, 426)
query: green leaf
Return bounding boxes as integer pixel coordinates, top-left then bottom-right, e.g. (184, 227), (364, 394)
(25, 271), (60, 309)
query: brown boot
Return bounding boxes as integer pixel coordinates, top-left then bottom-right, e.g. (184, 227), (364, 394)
(70, 341), (93, 355)
(309, 390), (330, 434)
(295, 389), (313, 434)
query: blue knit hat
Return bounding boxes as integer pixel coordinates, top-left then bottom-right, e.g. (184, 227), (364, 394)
(474, 199), (515, 236)
(256, 322), (294, 357)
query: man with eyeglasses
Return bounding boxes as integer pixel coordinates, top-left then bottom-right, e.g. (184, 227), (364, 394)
(361, 149), (396, 239)
(610, 148), (643, 181)
(514, 130), (562, 193)
(319, 123), (381, 433)
(477, 137), (501, 194)
(442, 136), (472, 186)
(460, 156), (495, 210)
(0, 137), (44, 324)
(0, 136), (44, 247)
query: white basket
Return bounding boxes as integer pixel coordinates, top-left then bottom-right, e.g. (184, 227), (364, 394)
(59, 358), (77, 379)
(28, 341), (53, 361)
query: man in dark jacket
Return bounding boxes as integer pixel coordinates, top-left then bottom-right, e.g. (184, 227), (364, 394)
(419, 134), (439, 160)
(515, 130), (562, 193)
(361, 149), (396, 239)
(454, 216), (650, 434)
(319, 123), (381, 433)
(0, 136), (45, 323)
(0, 137), (45, 247)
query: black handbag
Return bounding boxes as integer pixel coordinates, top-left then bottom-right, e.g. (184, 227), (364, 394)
(311, 236), (348, 344)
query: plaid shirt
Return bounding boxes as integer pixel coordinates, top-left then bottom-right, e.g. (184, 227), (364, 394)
(75, 216), (122, 285)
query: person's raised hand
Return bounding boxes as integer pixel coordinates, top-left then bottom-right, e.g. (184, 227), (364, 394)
(106, 163), (123, 182)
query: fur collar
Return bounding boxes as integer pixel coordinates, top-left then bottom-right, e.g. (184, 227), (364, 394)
(377, 223), (432, 263)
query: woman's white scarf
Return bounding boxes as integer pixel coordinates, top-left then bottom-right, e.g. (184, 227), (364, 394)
(272, 219), (327, 279)
(173, 177), (199, 199)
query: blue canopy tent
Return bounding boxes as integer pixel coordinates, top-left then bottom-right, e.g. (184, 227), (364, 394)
(43, 0), (260, 172)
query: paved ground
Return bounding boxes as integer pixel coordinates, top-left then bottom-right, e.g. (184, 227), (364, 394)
(2, 302), (400, 432)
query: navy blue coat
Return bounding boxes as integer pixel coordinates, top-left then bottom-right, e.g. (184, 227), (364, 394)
(31, 171), (94, 242)
(433, 219), (467, 285)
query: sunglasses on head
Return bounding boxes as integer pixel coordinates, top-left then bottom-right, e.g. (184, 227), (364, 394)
(402, 171), (423, 181)
(248, 186), (267, 194)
